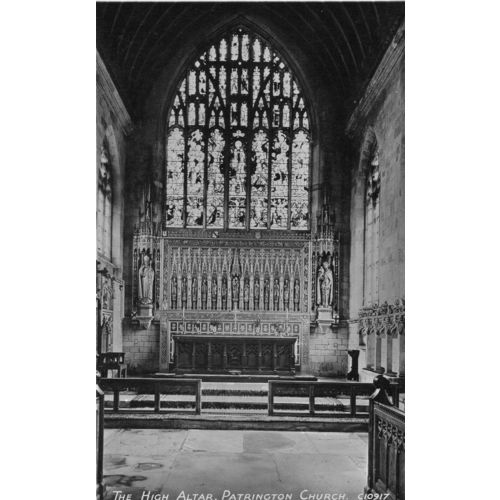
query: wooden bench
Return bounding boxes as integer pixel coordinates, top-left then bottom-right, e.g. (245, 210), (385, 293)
(268, 379), (400, 417)
(99, 377), (202, 414)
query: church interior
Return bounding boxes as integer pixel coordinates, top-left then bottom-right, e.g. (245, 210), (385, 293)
(96, 2), (405, 499)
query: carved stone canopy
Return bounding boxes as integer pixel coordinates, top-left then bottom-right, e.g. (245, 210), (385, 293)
(358, 299), (405, 339)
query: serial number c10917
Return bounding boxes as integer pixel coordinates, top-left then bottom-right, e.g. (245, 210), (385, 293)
(358, 494), (391, 500)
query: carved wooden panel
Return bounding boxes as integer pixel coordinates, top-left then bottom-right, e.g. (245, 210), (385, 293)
(369, 402), (405, 500)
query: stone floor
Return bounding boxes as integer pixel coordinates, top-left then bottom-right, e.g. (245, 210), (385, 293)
(103, 429), (368, 500)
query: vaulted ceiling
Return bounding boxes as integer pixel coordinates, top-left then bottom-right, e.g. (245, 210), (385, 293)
(97, 2), (404, 121)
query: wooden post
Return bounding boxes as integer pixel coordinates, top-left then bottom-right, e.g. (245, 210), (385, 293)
(268, 381), (274, 416)
(391, 383), (400, 409)
(96, 385), (104, 500)
(272, 341), (277, 371)
(192, 342), (196, 371)
(368, 374), (393, 490)
(258, 341), (263, 371)
(350, 387), (356, 417)
(175, 340), (179, 370)
(367, 395), (375, 490)
(154, 383), (161, 413)
(242, 341), (248, 369)
(223, 343), (228, 370)
(195, 380), (202, 414)
(308, 384), (315, 416)
(207, 341), (212, 371)
(113, 389), (120, 412)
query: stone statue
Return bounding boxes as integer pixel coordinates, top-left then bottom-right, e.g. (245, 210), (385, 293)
(243, 280), (250, 310)
(283, 279), (290, 310)
(254, 278), (260, 310)
(171, 276), (178, 308)
(138, 255), (155, 305)
(192, 276), (198, 309)
(221, 276), (227, 309)
(211, 276), (218, 309)
(232, 275), (240, 309)
(294, 279), (300, 311)
(181, 276), (187, 308)
(264, 278), (270, 310)
(273, 278), (280, 311)
(316, 260), (333, 307)
(201, 277), (208, 309)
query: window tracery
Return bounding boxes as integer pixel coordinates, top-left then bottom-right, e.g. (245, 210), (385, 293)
(97, 143), (112, 258)
(165, 27), (311, 230)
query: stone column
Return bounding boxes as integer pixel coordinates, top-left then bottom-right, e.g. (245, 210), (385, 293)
(381, 333), (388, 373)
(366, 331), (375, 369)
(391, 335), (400, 377)
(398, 334), (405, 376)
(386, 334), (394, 374)
(375, 335), (382, 371)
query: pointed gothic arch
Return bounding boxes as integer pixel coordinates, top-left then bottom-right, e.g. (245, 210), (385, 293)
(163, 23), (314, 231)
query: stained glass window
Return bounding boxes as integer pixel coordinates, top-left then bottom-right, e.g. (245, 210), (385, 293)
(165, 27), (311, 230)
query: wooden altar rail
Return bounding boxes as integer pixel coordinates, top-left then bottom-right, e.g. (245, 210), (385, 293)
(367, 388), (405, 499)
(96, 385), (104, 500)
(268, 380), (400, 417)
(99, 378), (202, 414)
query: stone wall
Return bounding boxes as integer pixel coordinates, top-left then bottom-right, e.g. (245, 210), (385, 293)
(308, 325), (348, 376)
(122, 321), (160, 374)
(96, 51), (132, 352)
(346, 23), (405, 376)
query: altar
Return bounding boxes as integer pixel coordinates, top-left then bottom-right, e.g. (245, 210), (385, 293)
(131, 216), (341, 375)
(173, 335), (296, 373)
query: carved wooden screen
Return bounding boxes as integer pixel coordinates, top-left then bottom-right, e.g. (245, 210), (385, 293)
(165, 27), (311, 231)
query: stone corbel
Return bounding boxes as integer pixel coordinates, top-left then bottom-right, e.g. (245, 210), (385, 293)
(397, 315), (405, 337)
(129, 311), (154, 330)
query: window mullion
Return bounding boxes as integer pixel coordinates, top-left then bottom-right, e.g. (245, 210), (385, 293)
(223, 57), (230, 231)
(183, 85), (188, 228)
(287, 97), (292, 230)
(266, 93), (272, 229)
(245, 59), (252, 230)
(202, 75), (209, 229)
